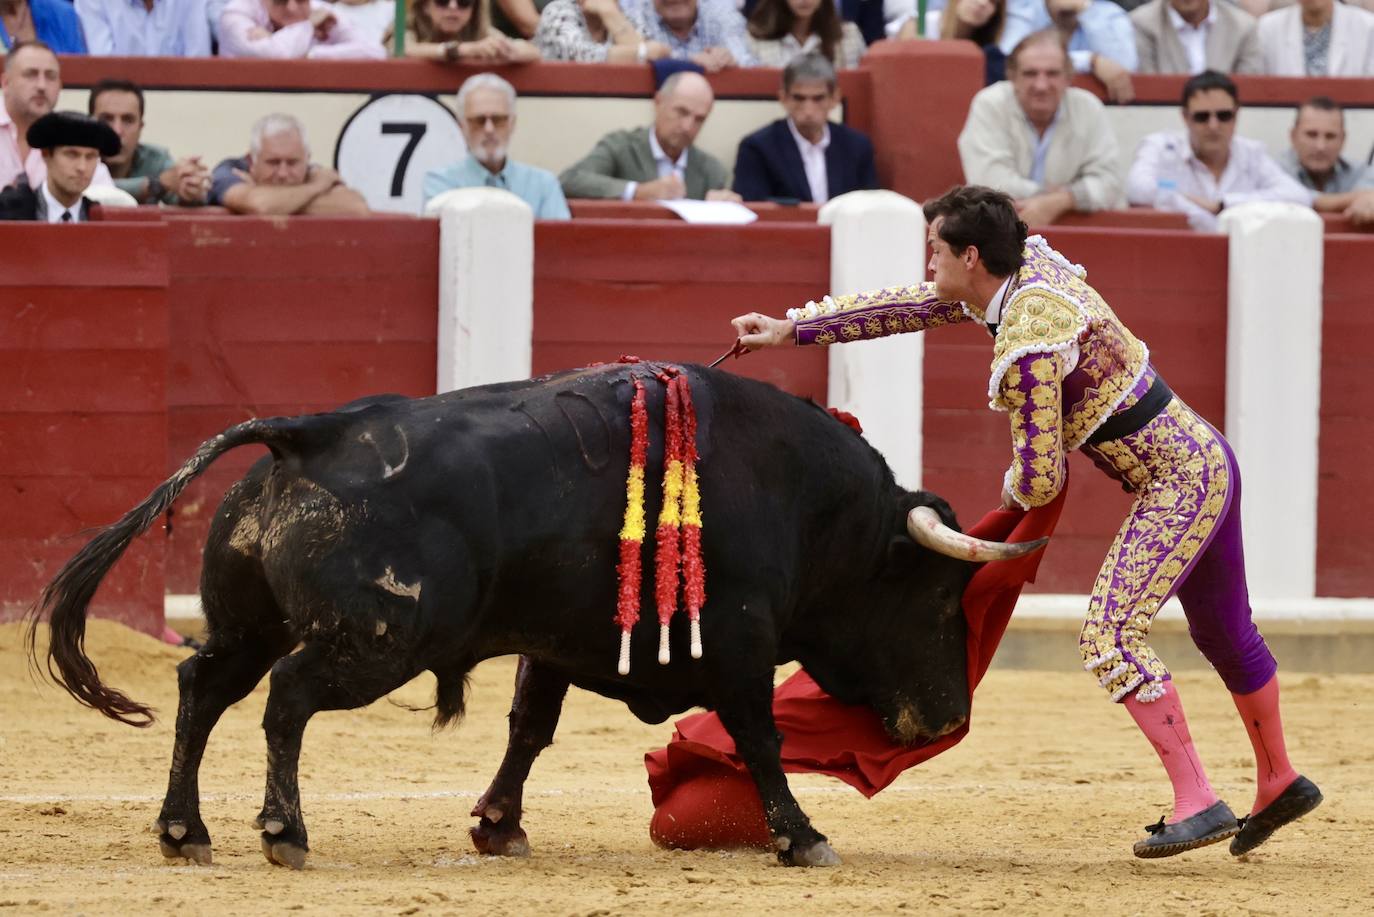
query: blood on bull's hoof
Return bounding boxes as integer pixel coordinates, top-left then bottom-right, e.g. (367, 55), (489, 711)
(25, 364), (1041, 869)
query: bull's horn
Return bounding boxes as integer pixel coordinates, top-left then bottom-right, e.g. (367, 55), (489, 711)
(906, 506), (1048, 562)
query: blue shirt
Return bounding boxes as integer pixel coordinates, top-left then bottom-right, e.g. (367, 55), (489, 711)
(624, 0), (756, 66)
(75, 0), (212, 56)
(0, 0), (88, 53)
(423, 156), (571, 220)
(999, 0), (1138, 72)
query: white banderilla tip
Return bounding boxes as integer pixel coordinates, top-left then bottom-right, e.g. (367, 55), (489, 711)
(690, 617), (702, 659)
(658, 623), (671, 665)
(617, 629), (631, 676)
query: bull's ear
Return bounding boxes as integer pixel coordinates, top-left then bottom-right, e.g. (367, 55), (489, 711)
(883, 534), (922, 576)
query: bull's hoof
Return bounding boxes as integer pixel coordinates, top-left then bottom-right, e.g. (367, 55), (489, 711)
(155, 818), (213, 865)
(261, 835), (309, 870)
(469, 819), (531, 857)
(778, 840), (842, 868)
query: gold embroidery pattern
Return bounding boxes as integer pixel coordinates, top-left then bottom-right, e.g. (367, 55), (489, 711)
(1003, 352), (1067, 508)
(792, 284), (971, 346)
(1077, 400), (1231, 701)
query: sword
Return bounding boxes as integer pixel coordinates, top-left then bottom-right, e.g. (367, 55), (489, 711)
(707, 339), (749, 369)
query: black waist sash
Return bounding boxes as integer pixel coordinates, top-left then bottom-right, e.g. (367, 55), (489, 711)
(1085, 373), (1174, 446)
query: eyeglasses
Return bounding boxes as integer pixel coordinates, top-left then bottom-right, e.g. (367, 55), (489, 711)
(466, 114), (510, 129)
(1189, 109), (1236, 124)
(433, 0), (476, 8)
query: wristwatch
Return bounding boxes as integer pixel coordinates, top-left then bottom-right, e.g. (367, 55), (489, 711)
(146, 175), (164, 203)
(444, 39), (461, 61)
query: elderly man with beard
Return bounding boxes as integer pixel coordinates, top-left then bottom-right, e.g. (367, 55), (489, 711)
(209, 113), (369, 216)
(0, 41), (114, 192)
(423, 73), (569, 219)
(0, 111), (120, 221)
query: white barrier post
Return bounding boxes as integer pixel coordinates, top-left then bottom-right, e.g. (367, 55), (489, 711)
(1219, 202), (1323, 601)
(819, 190), (927, 490)
(427, 188), (534, 393)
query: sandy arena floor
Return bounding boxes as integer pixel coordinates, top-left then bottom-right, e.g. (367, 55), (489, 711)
(1, 620), (1369, 916)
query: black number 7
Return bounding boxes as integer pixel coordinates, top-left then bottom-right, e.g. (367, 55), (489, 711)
(381, 122), (427, 197)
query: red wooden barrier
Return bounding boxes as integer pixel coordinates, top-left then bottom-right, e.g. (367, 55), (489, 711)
(922, 228), (1229, 594)
(533, 219), (830, 398)
(0, 225), (170, 634)
(1316, 234), (1374, 597)
(161, 215), (440, 592)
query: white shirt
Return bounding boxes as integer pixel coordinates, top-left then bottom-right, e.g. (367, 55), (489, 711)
(1167, 1), (1216, 74)
(1027, 107), (1062, 187)
(41, 181), (82, 223)
(786, 118), (830, 205)
(1125, 131), (1311, 231)
(621, 128), (690, 201)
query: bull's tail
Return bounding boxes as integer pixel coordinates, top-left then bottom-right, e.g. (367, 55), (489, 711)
(24, 418), (301, 727)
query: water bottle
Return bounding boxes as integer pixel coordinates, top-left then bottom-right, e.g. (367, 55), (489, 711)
(1154, 178), (1181, 211)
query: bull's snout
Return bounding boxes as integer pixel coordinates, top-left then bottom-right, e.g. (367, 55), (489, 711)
(889, 703), (969, 744)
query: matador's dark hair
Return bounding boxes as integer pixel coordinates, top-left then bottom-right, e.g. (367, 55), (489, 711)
(922, 185), (1028, 277)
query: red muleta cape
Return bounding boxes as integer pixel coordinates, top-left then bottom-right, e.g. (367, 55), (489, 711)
(644, 488), (1068, 849)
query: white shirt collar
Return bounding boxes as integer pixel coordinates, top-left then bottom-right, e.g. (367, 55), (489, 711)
(41, 180), (81, 223)
(983, 276), (1013, 327)
(648, 127), (688, 172)
(785, 117), (830, 152)
(1167, 1), (1216, 32)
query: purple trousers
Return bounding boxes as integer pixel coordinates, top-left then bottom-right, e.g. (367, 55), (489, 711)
(1078, 398), (1277, 702)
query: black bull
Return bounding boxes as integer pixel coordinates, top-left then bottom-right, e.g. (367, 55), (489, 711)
(27, 362), (1042, 868)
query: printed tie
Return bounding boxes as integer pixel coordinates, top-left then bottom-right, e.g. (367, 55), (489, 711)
(60, 211), (72, 223)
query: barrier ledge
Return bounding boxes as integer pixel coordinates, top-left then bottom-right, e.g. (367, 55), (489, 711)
(569, 200), (821, 222)
(1072, 73), (1374, 107)
(55, 55), (872, 103)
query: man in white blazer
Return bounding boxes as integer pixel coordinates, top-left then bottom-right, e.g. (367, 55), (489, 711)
(1258, 0), (1374, 75)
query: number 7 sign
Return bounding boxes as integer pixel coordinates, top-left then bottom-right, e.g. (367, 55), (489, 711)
(335, 94), (465, 214)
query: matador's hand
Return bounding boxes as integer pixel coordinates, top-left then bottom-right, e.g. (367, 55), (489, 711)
(730, 312), (795, 351)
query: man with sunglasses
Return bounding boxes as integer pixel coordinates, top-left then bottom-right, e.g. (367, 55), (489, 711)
(423, 73), (569, 219)
(1125, 70), (1307, 231)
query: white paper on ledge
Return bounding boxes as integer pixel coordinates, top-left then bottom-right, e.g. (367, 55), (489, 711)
(658, 199), (759, 225)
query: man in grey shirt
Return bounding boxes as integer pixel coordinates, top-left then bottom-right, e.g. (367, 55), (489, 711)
(1279, 96), (1374, 219)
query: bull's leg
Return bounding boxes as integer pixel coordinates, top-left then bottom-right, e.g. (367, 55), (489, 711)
(711, 665), (840, 867)
(256, 641), (417, 869)
(155, 627), (295, 865)
(470, 656), (571, 857)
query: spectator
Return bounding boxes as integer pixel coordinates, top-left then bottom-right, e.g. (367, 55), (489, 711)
(209, 113), (370, 215)
(396, 0), (539, 61)
(1258, 0), (1374, 75)
(0, 112), (119, 221)
(1279, 96), (1374, 220)
(623, 0), (756, 69)
(999, 0), (1137, 102)
(219, 0), (387, 57)
(838, 0), (884, 43)
(958, 30), (1124, 226)
(1131, 0), (1262, 73)
(1, 42), (113, 190)
(746, 0), (866, 68)
(560, 70), (739, 201)
(732, 53), (877, 203)
(423, 74), (569, 218)
(1126, 70), (1308, 231)
(533, 0), (670, 61)
(933, 0), (1009, 83)
(88, 79), (209, 206)
(0, 0), (87, 54)
(327, 0), (394, 44)
(75, 0), (212, 55)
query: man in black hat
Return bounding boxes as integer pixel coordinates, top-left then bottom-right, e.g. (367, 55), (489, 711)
(0, 110), (121, 221)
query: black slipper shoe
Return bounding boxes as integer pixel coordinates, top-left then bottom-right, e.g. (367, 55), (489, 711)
(1230, 776), (1323, 856)
(1132, 800), (1239, 859)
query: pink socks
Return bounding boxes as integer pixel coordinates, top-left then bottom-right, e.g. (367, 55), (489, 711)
(1124, 680), (1219, 823)
(1231, 674), (1299, 815)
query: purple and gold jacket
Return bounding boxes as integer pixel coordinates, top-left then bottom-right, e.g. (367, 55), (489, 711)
(788, 236), (1151, 509)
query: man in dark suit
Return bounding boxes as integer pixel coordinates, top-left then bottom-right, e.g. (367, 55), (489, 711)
(0, 110), (120, 221)
(732, 53), (879, 205)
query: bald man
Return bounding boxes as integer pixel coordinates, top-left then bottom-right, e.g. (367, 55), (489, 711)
(559, 71), (740, 201)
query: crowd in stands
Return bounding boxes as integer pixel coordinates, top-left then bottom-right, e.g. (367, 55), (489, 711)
(0, 0), (1371, 225)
